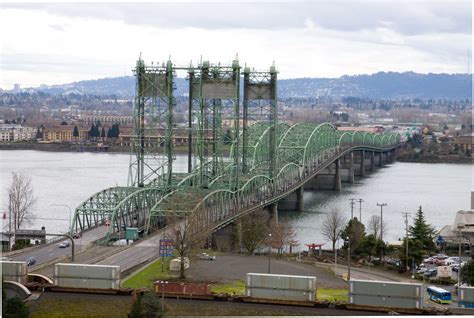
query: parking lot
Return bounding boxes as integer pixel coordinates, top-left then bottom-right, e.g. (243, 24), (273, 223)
(186, 254), (347, 289)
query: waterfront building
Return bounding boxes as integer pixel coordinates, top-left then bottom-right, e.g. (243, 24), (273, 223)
(42, 124), (89, 142)
(0, 124), (36, 142)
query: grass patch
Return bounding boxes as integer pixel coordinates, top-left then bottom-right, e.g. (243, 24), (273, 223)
(317, 288), (348, 302)
(122, 257), (171, 289)
(29, 296), (134, 318)
(211, 280), (245, 295)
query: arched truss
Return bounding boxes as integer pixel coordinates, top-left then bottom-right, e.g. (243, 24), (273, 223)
(72, 187), (139, 233)
(74, 120), (402, 241)
(105, 187), (162, 238)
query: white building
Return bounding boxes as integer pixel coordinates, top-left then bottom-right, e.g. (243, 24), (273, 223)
(0, 124), (36, 142)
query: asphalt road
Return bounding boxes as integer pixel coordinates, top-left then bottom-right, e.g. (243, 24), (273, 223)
(7, 226), (108, 267)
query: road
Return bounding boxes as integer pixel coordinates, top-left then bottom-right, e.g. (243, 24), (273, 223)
(6, 226), (108, 267)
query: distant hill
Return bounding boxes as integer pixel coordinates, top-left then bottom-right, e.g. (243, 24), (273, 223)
(30, 72), (471, 100)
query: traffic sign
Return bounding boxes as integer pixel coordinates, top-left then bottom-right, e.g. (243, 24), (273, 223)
(159, 239), (174, 257)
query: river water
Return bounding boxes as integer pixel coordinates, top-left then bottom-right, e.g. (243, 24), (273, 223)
(1, 150), (472, 248)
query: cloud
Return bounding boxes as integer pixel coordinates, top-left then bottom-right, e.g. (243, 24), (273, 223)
(0, 1), (471, 88)
(4, 1), (471, 35)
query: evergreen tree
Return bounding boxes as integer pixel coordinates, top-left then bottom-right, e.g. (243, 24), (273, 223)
(409, 206), (436, 252)
(460, 259), (474, 286)
(4, 296), (29, 318)
(341, 217), (365, 252)
(128, 292), (163, 318)
(89, 124), (96, 139)
(107, 127), (112, 139)
(73, 125), (79, 140)
(115, 123), (120, 137)
(96, 120), (102, 127)
(101, 127), (106, 140)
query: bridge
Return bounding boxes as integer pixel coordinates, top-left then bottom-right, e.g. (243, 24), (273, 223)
(71, 56), (401, 244)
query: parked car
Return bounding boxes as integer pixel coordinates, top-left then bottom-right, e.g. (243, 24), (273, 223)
(197, 253), (216, 261)
(72, 232), (82, 239)
(26, 256), (36, 266)
(424, 268), (437, 278)
(58, 242), (70, 248)
(434, 254), (448, 260)
(416, 267), (427, 274)
(423, 257), (435, 264)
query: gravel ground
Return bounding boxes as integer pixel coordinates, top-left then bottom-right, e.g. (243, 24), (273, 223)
(186, 254), (347, 289)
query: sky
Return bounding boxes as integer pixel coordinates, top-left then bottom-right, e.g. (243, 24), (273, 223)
(0, 1), (472, 89)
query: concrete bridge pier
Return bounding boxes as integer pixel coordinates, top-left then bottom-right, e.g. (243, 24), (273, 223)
(370, 152), (375, 171)
(348, 152), (354, 183)
(378, 152), (384, 167)
(296, 186), (304, 211)
(335, 158), (342, 191)
(270, 202), (279, 223)
(360, 150), (366, 177)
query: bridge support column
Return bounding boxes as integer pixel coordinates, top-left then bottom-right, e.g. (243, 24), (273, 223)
(348, 152), (354, 183)
(360, 150), (366, 177)
(379, 152), (383, 167)
(335, 159), (341, 191)
(370, 152), (375, 171)
(270, 203), (279, 223)
(296, 187), (304, 212)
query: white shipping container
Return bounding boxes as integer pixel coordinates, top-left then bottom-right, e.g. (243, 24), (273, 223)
(2, 274), (27, 284)
(169, 257), (189, 271)
(54, 277), (120, 289)
(246, 286), (315, 302)
(349, 294), (422, 309)
(1, 261), (27, 276)
(349, 279), (422, 299)
(54, 263), (120, 280)
(246, 273), (316, 292)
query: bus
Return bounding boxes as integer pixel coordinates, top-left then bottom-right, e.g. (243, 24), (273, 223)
(427, 286), (452, 304)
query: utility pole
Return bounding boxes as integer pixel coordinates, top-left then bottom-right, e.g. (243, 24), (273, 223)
(349, 198), (356, 219)
(347, 233), (351, 282)
(402, 212), (410, 273)
(376, 203), (387, 241)
(8, 193), (12, 252)
(377, 203), (387, 261)
(358, 199), (364, 222)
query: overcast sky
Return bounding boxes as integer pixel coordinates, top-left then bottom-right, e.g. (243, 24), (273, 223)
(0, 1), (472, 89)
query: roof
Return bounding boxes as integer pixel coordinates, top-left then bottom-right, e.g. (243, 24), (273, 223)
(453, 210), (474, 233)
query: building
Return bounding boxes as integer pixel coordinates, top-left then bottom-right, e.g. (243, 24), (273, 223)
(438, 210), (474, 250)
(42, 125), (90, 142)
(453, 133), (473, 155)
(13, 83), (20, 93)
(80, 115), (133, 125)
(0, 124), (36, 142)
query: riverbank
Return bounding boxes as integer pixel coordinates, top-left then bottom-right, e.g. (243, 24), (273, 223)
(396, 148), (472, 164)
(0, 142), (231, 156)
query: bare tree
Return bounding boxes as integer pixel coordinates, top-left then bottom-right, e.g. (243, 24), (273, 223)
(367, 215), (386, 240)
(321, 209), (346, 251)
(8, 172), (36, 232)
(166, 215), (198, 279)
(268, 220), (296, 254)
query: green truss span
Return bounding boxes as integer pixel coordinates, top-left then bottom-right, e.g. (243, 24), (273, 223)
(71, 121), (400, 240)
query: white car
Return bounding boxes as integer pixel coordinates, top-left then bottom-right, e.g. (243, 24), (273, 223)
(197, 253), (216, 261)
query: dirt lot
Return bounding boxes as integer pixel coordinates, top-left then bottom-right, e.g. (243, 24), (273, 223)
(186, 254), (346, 289)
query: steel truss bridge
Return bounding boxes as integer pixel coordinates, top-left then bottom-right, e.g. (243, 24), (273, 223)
(71, 56), (401, 242)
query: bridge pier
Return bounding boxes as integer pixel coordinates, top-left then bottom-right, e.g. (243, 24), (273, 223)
(335, 158), (341, 191)
(296, 187), (304, 212)
(378, 152), (383, 167)
(348, 152), (354, 183)
(360, 150), (366, 177)
(270, 202), (279, 223)
(370, 152), (375, 171)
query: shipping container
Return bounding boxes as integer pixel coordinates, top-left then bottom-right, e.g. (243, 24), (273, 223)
(460, 286), (474, 303)
(459, 301), (474, 308)
(349, 294), (422, 309)
(349, 279), (422, 299)
(169, 258), (189, 271)
(246, 273), (316, 292)
(54, 263), (120, 280)
(246, 286), (315, 302)
(2, 274), (27, 284)
(1, 261), (27, 276)
(54, 277), (120, 289)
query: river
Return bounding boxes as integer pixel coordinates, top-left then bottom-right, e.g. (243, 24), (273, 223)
(1, 150), (472, 248)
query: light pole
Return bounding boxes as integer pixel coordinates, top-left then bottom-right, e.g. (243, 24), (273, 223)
(357, 199), (364, 222)
(50, 204), (72, 234)
(8, 193), (12, 251)
(402, 212), (410, 273)
(377, 203), (387, 261)
(268, 233), (272, 274)
(349, 199), (355, 219)
(157, 280), (168, 312)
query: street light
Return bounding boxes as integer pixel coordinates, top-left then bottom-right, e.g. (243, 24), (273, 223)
(50, 204), (72, 234)
(377, 203), (387, 261)
(357, 199), (364, 222)
(157, 280), (168, 312)
(268, 233), (272, 274)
